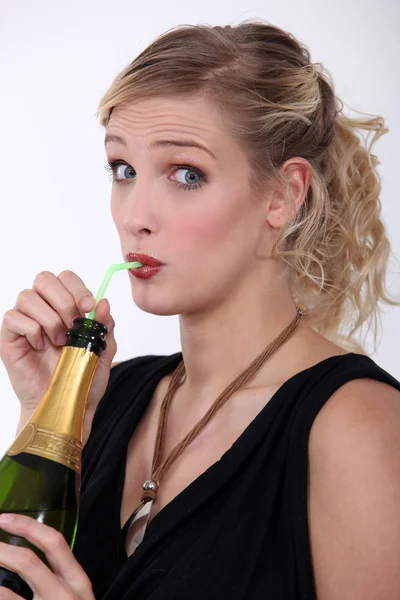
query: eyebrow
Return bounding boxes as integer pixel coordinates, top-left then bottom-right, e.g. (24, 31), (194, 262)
(104, 134), (216, 160)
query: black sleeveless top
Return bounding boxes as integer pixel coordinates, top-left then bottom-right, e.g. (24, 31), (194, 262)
(72, 352), (400, 599)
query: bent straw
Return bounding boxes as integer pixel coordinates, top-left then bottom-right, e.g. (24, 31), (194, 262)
(87, 261), (142, 321)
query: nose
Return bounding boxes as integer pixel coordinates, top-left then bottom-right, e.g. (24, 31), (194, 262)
(123, 182), (157, 238)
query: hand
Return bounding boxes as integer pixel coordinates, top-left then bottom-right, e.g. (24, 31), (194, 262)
(0, 270), (117, 418)
(0, 514), (94, 599)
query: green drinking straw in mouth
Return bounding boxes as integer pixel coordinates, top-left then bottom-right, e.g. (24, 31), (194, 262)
(87, 261), (143, 321)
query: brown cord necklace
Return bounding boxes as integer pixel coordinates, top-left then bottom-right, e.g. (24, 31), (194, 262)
(123, 307), (304, 556)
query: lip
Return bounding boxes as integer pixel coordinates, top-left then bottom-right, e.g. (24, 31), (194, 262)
(125, 252), (164, 267)
(129, 265), (163, 280)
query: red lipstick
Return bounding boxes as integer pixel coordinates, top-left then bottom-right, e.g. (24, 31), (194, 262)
(125, 252), (164, 267)
(126, 252), (164, 280)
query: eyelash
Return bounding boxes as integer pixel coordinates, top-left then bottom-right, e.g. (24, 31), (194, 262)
(104, 160), (205, 192)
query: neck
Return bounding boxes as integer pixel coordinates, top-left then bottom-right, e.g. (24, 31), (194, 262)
(178, 260), (300, 403)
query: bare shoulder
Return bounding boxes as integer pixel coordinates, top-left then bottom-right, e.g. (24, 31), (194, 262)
(309, 376), (400, 453)
(308, 377), (400, 599)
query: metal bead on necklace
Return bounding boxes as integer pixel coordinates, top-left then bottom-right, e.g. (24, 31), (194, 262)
(122, 307), (304, 557)
(143, 480), (158, 495)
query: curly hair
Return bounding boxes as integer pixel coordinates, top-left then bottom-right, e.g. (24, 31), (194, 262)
(97, 19), (398, 352)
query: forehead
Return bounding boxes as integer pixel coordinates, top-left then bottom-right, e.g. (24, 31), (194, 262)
(106, 95), (228, 150)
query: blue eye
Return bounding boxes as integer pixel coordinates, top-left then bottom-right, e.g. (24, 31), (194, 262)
(173, 166), (204, 191)
(175, 167), (201, 185)
(104, 160), (205, 191)
(116, 164), (135, 179)
(105, 161), (135, 182)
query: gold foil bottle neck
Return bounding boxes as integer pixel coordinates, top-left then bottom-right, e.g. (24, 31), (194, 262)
(7, 346), (99, 473)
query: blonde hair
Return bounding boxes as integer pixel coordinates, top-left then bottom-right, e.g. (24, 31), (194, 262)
(98, 19), (398, 352)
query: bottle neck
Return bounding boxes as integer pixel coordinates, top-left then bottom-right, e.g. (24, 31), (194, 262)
(7, 318), (107, 472)
(31, 345), (99, 440)
(65, 317), (107, 357)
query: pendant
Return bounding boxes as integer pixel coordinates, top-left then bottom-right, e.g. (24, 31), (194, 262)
(124, 479), (159, 557)
(125, 499), (153, 557)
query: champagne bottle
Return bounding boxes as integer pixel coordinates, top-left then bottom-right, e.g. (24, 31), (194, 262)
(0, 317), (107, 599)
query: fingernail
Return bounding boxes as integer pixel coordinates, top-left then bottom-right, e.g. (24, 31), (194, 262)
(57, 332), (66, 345)
(0, 514), (14, 524)
(81, 296), (94, 312)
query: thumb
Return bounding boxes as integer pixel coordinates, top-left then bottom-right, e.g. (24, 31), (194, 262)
(93, 298), (117, 367)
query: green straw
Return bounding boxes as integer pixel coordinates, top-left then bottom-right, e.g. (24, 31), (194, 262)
(87, 261), (142, 321)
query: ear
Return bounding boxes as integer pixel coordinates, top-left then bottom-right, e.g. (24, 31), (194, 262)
(266, 157), (312, 228)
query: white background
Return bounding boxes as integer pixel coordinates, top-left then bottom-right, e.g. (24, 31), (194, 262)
(0, 0), (399, 455)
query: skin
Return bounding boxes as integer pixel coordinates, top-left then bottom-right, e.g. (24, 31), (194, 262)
(106, 93), (336, 405)
(308, 377), (400, 599)
(2, 93), (399, 598)
(0, 513), (94, 598)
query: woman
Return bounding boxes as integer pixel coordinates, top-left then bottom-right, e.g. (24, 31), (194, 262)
(1, 19), (400, 600)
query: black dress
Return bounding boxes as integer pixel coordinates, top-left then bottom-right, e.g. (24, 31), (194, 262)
(72, 351), (400, 599)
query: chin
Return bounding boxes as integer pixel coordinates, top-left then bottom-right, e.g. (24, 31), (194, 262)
(138, 304), (180, 317)
(131, 288), (213, 317)
(131, 290), (180, 316)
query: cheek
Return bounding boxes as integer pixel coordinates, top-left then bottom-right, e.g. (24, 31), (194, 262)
(171, 214), (232, 266)
(178, 215), (229, 243)
(170, 200), (253, 285)
(174, 198), (241, 251)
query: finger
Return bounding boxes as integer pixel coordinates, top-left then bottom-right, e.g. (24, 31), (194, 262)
(0, 587), (22, 599)
(0, 516), (93, 599)
(14, 288), (75, 347)
(33, 270), (95, 328)
(90, 298), (110, 326)
(1, 308), (47, 350)
(28, 269), (93, 326)
(93, 299), (117, 362)
(57, 270), (96, 316)
(15, 269), (95, 347)
(0, 542), (72, 600)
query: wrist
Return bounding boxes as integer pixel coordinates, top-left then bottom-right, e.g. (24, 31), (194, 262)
(15, 409), (34, 437)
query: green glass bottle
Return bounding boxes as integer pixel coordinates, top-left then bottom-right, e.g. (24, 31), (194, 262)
(0, 317), (107, 599)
